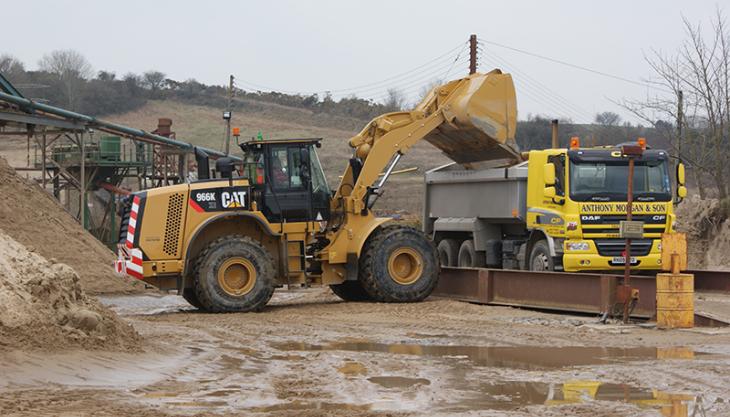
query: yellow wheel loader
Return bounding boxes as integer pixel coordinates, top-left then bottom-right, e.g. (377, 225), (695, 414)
(114, 70), (520, 312)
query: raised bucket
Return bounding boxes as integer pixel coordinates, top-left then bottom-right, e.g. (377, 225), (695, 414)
(656, 273), (694, 329)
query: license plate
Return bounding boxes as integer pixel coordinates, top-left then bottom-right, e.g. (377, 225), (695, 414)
(612, 256), (637, 264)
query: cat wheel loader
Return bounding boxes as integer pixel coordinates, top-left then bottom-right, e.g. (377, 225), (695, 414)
(114, 70), (520, 312)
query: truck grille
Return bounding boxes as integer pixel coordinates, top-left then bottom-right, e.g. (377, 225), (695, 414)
(580, 214), (666, 224)
(594, 239), (653, 257)
(581, 214), (667, 236)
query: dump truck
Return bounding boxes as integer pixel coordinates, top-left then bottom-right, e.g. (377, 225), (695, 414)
(424, 138), (688, 272)
(115, 69), (520, 311)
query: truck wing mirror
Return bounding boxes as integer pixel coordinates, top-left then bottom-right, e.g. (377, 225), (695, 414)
(678, 185), (687, 198)
(543, 163), (556, 186)
(544, 185), (556, 198)
(677, 162), (686, 186)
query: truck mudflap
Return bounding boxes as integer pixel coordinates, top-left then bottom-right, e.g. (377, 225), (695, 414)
(114, 246), (144, 279)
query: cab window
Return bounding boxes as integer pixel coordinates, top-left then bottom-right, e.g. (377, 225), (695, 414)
(548, 154), (565, 197)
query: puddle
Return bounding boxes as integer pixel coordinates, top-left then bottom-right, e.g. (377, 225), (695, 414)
(0, 349), (185, 389)
(444, 380), (702, 416)
(368, 376), (431, 389)
(272, 341), (697, 370)
(338, 361), (368, 376)
(98, 294), (195, 316)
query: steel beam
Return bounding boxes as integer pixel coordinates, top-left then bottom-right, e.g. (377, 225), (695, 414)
(690, 270), (730, 292)
(434, 267), (656, 318)
(0, 111), (86, 131)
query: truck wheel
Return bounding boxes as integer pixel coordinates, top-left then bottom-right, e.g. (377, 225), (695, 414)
(181, 287), (203, 309)
(359, 225), (439, 302)
(528, 240), (554, 272)
(330, 281), (372, 301)
(458, 240), (486, 268)
(437, 239), (459, 267)
(193, 235), (275, 312)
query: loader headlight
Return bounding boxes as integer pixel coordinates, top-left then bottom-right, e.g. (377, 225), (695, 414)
(566, 241), (590, 251)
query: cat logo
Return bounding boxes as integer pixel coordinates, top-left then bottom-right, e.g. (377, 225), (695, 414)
(221, 191), (247, 209)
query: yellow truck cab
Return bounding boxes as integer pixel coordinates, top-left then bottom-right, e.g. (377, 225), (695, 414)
(424, 139), (686, 272)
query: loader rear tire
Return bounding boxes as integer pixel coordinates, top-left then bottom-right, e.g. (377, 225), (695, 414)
(437, 239), (459, 267)
(193, 235), (275, 312)
(330, 280), (372, 302)
(358, 225), (439, 303)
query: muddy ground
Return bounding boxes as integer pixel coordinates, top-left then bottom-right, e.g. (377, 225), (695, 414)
(1, 288), (729, 417)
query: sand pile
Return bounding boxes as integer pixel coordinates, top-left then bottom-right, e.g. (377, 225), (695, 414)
(675, 195), (730, 270)
(0, 230), (140, 350)
(0, 156), (141, 294)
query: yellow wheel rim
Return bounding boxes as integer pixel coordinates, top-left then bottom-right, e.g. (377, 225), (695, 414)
(387, 247), (424, 285)
(217, 257), (256, 296)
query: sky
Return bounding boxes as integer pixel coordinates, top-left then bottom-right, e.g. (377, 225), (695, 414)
(2, 0), (724, 124)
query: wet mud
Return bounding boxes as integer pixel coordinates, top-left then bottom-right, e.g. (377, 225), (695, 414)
(2, 289), (730, 416)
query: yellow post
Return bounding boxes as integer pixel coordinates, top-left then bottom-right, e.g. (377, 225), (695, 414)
(656, 233), (693, 329)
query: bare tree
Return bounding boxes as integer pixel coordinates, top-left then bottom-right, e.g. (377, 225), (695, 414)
(0, 54), (25, 79)
(595, 111), (622, 126)
(143, 70), (166, 96)
(382, 88), (407, 112)
(417, 78), (444, 104)
(97, 70), (116, 82)
(38, 49), (93, 110)
(620, 9), (730, 199)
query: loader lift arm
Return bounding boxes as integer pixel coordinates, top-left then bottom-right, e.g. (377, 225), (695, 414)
(333, 69), (522, 218)
(321, 70), (522, 270)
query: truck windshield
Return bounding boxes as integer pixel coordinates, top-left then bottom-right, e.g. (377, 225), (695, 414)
(569, 159), (671, 202)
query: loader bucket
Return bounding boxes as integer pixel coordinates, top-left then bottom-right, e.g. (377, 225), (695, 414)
(419, 70), (521, 166)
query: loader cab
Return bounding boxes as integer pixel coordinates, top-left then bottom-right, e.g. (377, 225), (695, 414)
(240, 139), (331, 223)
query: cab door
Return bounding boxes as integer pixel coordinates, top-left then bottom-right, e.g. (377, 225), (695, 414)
(262, 144), (311, 222)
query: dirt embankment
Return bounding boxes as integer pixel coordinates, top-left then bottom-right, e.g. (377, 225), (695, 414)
(0, 230), (140, 351)
(675, 195), (730, 270)
(0, 156), (142, 294)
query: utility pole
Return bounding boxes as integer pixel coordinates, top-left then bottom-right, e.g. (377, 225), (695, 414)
(677, 90), (683, 161)
(469, 34), (478, 75)
(224, 75), (234, 155)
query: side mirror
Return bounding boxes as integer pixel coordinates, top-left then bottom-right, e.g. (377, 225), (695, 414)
(543, 163), (556, 186)
(544, 186), (556, 198)
(677, 162), (686, 186)
(678, 185), (687, 198)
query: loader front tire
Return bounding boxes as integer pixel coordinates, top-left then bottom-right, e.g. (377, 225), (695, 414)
(193, 235), (275, 312)
(330, 280), (373, 301)
(359, 225), (439, 303)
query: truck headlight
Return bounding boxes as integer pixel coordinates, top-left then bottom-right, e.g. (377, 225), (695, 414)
(567, 241), (590, 251)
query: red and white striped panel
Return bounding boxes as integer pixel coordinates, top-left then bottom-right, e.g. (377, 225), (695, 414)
(126, 195), (141, 249)
(126, 248), (144, 279)
(114, 195), (145, 280)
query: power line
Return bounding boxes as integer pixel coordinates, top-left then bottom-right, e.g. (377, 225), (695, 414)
(233, 41), (468, 97)
(478, 44), (594, 124)
(477, 38), (673, 94)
